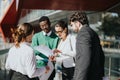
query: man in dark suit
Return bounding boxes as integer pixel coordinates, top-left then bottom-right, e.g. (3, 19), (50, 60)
(69, 12), (105, 80)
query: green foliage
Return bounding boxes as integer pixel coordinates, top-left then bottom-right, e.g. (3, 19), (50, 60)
(99, 15), (120, 36)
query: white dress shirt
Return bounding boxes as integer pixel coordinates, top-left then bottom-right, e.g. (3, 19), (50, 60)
(42, 31), (52, 36)
(5, 42), (46, 78)
(56, 34), (76, 68)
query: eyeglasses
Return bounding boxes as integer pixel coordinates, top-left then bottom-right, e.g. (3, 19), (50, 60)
(55, 30), (63, 34)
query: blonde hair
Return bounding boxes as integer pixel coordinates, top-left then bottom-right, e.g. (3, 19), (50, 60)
(11, 23), (33, 47)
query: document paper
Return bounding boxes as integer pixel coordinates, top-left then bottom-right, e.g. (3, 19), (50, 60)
(34, 45), (53, 57)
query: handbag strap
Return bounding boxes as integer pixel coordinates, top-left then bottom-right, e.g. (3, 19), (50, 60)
(69, 37), (73, 51)
(69, 37), (76, 62)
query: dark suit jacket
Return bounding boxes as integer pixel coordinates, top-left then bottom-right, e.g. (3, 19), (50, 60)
(73, 25), (105, 80)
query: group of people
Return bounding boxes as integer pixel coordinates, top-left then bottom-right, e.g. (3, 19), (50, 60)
(5, 11), (105, 80)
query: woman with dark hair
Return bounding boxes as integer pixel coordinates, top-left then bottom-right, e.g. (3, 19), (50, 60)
(5, 23), (49, 80)
(53, 20), (76, 80)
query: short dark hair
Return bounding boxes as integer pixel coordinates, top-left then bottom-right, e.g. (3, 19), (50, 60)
(39, 16), (51, 26)
(55, 20), (68, 35)
(70, 11), (89, 25)
(55, 20), (68, 30)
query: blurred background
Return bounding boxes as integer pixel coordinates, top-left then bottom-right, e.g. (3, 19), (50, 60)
(0, 0), (120, 80)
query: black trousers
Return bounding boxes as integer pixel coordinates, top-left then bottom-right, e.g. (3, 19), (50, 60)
(8, 70), (39, 80)
(62, 66), (75, 80)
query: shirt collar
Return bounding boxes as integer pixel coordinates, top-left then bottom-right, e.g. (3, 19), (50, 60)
(20, 42), (31, 46)
(42, 31), (52, 36)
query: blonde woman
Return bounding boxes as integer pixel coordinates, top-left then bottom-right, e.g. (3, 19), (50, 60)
(5, 23), (49, 80)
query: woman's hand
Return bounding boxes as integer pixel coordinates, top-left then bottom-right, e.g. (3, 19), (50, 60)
(53, 49), (61, 56)
(49, 55), (56, 62)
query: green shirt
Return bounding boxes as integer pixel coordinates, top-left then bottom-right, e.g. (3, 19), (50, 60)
(31, 31), (59, 68)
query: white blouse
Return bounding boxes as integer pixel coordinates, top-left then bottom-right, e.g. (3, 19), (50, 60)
(56, 34), (76, 68)
(5, 42), (46, 78)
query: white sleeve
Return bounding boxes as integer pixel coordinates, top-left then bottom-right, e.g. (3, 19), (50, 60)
(56, 54), (69, 63)
(62, 36), (76, 57)
(5, 50), (11, 70)
(56, 55), (63, 63)
(5, 53), (10, 70)
(25, 50), (46, 78)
